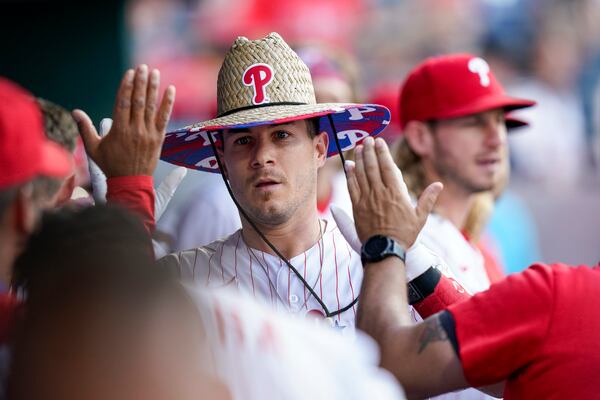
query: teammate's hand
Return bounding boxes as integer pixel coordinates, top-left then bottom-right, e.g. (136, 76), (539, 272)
(345, 137), (443, 249)
(73, 65), (176, 178)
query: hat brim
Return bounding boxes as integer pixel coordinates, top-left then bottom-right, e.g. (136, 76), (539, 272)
(505, 115), (529, 130)
(161, 103), (391, 173)
(39, 140), (73, 179)
(433, 94), (536, 122)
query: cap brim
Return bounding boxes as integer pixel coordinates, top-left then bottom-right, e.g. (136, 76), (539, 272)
(39, 140), (73, 178)
(505, 115), (529, 130)
(161, 103), (391, 173)
(434, 94), (536, 121)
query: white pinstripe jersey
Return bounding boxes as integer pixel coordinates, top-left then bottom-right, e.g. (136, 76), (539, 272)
(164, 219), (362, 330)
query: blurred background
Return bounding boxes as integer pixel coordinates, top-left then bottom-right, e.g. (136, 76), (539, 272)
(1, 0), (598, 271)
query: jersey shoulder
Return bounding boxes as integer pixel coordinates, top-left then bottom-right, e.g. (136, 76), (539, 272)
(159, 230), (243, 281)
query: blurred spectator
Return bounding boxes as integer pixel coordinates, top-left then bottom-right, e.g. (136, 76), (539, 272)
(0, 78), (71, 289)
(508, 6), (587, 187)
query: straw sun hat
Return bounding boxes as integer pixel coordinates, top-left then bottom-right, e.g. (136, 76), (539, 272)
(161, 32), (390, 173)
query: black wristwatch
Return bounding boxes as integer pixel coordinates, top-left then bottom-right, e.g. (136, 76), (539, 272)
(361, 235), (406, 266)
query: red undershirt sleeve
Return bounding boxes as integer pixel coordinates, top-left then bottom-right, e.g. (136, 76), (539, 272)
(447, 263), (555, 387)
(106, 176), (156, 233)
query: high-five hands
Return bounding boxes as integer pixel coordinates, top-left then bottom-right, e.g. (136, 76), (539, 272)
(345, 137), (443, 249)
(73, 65), (176, 177)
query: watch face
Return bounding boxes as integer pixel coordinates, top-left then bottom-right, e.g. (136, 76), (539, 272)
(365, 235), (388, 255)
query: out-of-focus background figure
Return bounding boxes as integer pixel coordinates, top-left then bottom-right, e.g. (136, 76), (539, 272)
(1, 0), (597, 272)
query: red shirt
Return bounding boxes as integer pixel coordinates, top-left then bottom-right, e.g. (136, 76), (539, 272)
(448, 263), (600, 399)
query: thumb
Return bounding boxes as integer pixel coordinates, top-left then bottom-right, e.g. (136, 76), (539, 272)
(330, 204), (362, 253)
(416, 182), (443, 225)
(72, 109), (100, 158)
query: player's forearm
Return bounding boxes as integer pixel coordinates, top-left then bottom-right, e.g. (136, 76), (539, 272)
(357, 257), (411, 347)
(357, 257), (470, 398)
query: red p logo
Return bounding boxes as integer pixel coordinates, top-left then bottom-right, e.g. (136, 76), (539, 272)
(242, 63), (274, 105)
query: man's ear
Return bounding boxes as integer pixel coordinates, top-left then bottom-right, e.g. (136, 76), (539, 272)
(314, 131), (329, 168)
(404, 120), (435, 158)
(55, 175), (76, 207)
(13, 186), (38, 236)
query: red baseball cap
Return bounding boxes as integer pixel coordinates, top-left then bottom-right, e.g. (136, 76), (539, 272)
(0, 77), (72, 189)
(399, 53), (535, 129)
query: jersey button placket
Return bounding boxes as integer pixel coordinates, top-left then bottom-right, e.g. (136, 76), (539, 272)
(276, 264), (300, 312)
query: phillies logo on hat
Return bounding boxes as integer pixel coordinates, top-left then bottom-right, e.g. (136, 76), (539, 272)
(243, 63), (274, 105)
(468, 57), (491, 87)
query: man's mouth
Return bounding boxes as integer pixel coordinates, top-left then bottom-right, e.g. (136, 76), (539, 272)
(253, 178), (282, 189)
(476, 157), (501, 166)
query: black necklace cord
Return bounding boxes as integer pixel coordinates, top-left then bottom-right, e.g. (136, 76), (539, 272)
(327, 113), (348, 179)
(325, 113), (360, 315)
(208, 131), (338, 316)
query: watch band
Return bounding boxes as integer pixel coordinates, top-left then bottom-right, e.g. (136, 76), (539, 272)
(360, 235), (406, 265)
(407, 266), (442, 305)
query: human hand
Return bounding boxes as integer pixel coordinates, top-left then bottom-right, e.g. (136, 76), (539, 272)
(345, 137), (443, 249)
(73, 65), (176, 178)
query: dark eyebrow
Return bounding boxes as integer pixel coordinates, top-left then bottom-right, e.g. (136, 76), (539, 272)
(225, 122), (297, 135)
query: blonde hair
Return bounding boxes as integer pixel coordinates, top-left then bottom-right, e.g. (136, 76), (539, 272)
(391, 138), (427, 198)
(462, 149), (510, 242)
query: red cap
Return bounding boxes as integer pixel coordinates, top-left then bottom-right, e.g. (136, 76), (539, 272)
(399, 53), (535, 129)
(0, 77), (72, 189)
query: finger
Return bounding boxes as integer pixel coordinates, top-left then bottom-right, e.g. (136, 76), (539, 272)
(72, 109), (100, 159)
(375, 137), (399, 187)
(145, 69), (160, 126)
(416, 182), (443, 225)
(362, 136), (383, 187)
(354, 144), (370, 193)
(113, 69), (135, 127)
(131, 64), (149, 125)
(156, 85), (176, 133)
(344, 160), (360, 205)
(375, 138), (411, 201)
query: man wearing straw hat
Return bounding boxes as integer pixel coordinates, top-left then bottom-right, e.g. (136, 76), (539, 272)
(157, 32), (392, 329)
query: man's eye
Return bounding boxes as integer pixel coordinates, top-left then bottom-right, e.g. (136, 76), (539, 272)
(275, 131), (289, 139)
(235, 137), (251, 145)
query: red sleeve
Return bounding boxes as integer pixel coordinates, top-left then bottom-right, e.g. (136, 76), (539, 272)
(413, 274), (471, 318)
(447, 263), (555, 387)
(106, 176), (155, 233)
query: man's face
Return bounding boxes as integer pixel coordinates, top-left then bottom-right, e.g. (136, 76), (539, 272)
(220, 120), (327, 226)
(429, 109), (508, 193)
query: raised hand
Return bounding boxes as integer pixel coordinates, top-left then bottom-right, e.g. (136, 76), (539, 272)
(345, 137), (443, 249)
(73, 65), (176, 178)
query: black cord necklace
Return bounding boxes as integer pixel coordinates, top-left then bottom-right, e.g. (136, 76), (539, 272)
(207, 113), (358, 318)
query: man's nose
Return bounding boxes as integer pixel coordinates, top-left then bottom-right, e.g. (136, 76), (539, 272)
(484, 119), (507, 148)
(250, 138), (276, 168)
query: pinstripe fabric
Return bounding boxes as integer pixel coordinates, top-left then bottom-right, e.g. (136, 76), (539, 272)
(170, 219), (362, 330)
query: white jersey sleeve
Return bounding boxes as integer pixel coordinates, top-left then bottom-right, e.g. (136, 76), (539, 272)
(185, 286), (405, 400)
(417, 213), (490, 294)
